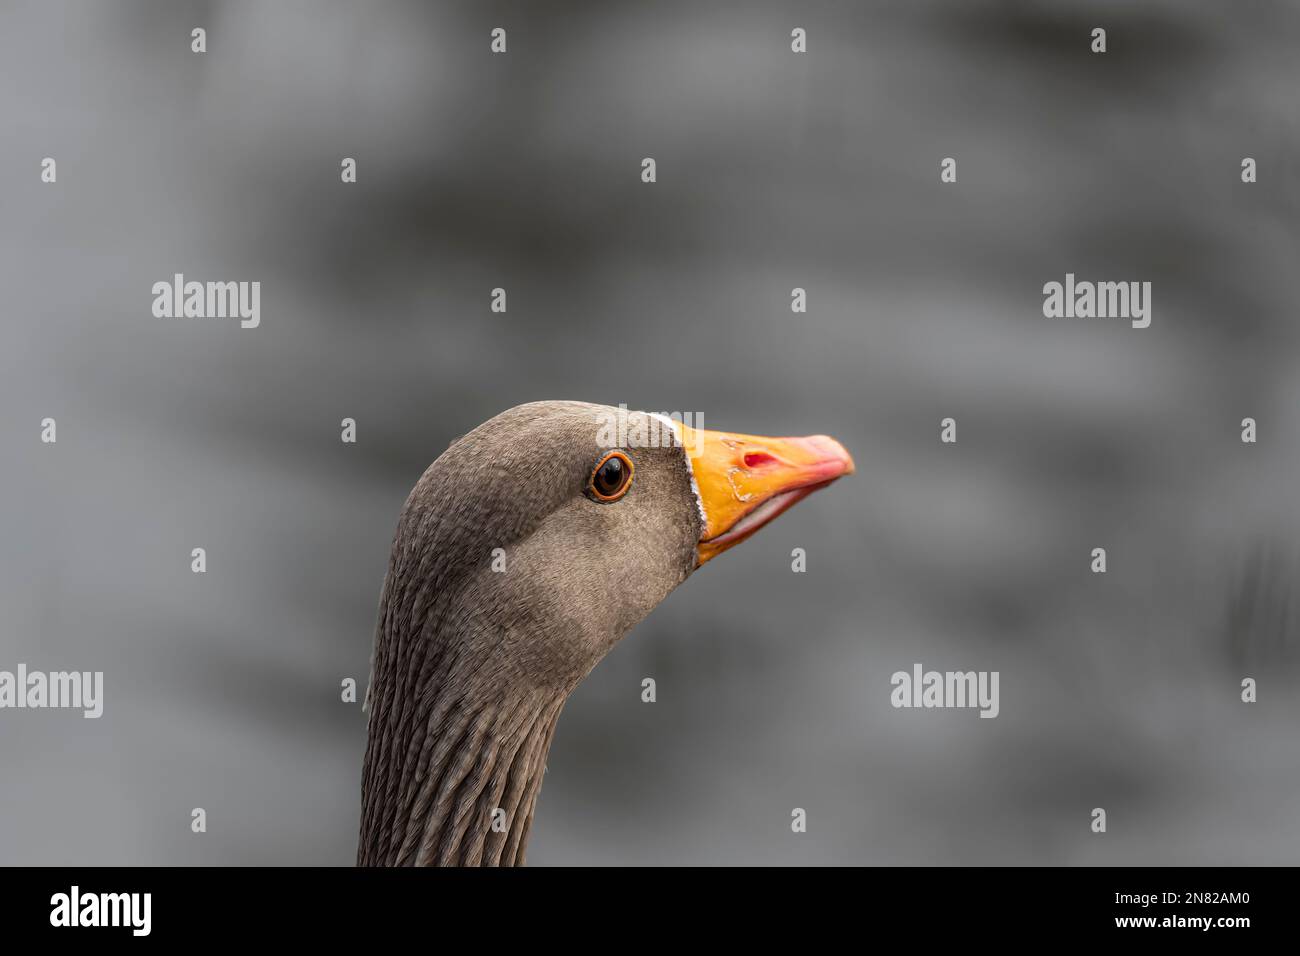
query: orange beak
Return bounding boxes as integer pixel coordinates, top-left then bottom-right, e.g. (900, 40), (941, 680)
(675, 421), (855, 565)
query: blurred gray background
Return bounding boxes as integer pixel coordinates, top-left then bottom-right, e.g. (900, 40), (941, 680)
(3, 0), (1299, 865)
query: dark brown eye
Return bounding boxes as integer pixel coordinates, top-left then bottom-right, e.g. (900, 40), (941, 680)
(588, 451), (634, 502)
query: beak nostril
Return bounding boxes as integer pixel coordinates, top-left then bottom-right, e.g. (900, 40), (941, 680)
(742, 451), (777, 469)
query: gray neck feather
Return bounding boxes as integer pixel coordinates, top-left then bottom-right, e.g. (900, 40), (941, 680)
(357, 579), (566, 866)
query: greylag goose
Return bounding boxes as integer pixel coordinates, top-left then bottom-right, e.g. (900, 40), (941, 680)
(357, 401), (853, 866)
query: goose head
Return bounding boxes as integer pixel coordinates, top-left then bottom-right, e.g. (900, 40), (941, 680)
(357, 400), (853, 866)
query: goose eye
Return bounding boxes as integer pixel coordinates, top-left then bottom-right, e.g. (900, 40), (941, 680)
(588, 451), (634, 502)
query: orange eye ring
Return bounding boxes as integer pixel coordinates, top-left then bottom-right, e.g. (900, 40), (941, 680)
(588, 451), (634, 502)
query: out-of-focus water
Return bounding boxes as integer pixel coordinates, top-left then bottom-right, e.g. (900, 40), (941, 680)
(3, 0), (1299, 865)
